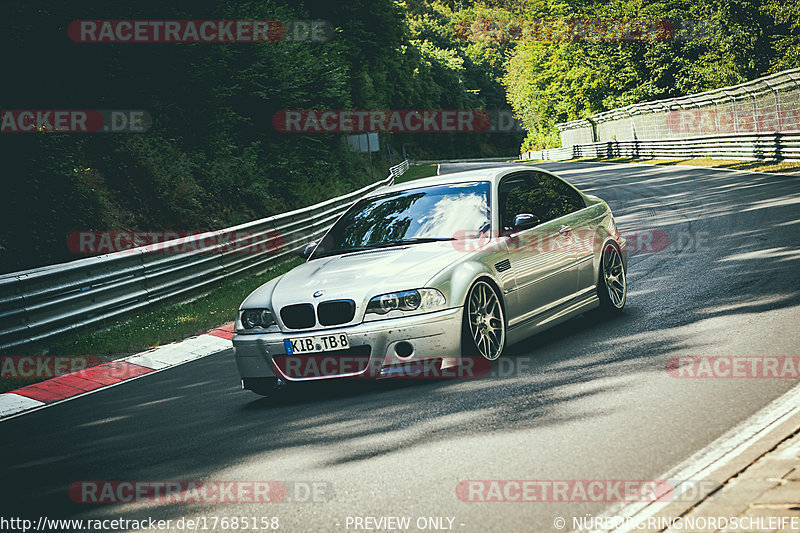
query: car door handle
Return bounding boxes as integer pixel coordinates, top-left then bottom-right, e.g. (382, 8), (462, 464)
(558, 225), (571, 235)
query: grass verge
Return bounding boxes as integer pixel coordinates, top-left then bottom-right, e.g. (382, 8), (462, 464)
(394, 163), (438, 183)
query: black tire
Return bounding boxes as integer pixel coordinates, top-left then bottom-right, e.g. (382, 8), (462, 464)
(597, 240), (626, 312)
(461, 280), (506, 361)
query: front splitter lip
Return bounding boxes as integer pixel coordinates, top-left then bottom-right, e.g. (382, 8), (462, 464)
(272, 359), (371, 382)
(233, 307), (464, 382)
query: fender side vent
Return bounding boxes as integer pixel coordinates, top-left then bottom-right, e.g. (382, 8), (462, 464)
(495, 259), (511, 272)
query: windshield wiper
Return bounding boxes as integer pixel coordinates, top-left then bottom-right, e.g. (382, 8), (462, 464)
(366, 237), (456, 248)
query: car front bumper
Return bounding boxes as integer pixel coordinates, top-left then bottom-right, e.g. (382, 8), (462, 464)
(233, 307), (463, 382)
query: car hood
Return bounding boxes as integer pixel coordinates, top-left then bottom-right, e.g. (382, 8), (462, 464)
(248, 242), (464, 312)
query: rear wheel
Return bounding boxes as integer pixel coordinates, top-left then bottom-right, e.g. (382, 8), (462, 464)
(598, 241), (626, 311)
(462, 280), (506, 361)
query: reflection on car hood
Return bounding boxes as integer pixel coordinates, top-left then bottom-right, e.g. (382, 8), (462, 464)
(267, 242), (464, 310)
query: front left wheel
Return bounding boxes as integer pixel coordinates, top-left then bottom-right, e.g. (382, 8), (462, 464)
(462, 280), (506, 361)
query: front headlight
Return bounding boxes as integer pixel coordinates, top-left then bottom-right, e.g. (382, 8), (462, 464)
(237, 308), (277, 332)
(365, 289), (446, 320)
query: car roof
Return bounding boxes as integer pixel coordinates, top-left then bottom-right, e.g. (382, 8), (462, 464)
(373, 165), (551, 197)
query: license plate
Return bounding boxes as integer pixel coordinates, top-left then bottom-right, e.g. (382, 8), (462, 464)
(284, 333), (349, 355)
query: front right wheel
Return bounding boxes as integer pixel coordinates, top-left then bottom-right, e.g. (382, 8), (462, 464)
(598, 241), (626, 311)
(462, 280), (506, 361)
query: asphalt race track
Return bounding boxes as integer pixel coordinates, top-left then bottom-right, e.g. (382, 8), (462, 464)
(2, 162), (799, 532)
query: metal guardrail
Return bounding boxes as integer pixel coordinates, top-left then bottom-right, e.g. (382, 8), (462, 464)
(521, 132), (800, 162)
(389, 159), (410, 177)
(556, 68), (800, 146)
(521, 146), (576, 162)
(0, 161), (409, 351)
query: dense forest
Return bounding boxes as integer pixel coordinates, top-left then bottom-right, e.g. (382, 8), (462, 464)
(0, 0), (520, 272)
(1, 0), (797, 272)
(501, 0), (800, 149)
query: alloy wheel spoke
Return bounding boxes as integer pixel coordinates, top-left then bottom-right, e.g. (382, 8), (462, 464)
(470, 292), (480, 311)
(480, 336), (489, 357)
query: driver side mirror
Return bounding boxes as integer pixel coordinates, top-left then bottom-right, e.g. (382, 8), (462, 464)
(299, 242), (318, 259)
(513, 213), (540, 231)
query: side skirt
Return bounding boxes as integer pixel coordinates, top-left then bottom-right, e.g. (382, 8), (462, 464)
(506, 287), (599, 346)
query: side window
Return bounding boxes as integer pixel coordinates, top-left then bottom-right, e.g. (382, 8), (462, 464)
(532, 173), (585, 221)
(499, 174), (546, 229)
(498, 172), (585, 229)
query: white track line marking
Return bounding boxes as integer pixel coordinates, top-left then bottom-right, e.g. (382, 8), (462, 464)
(124, 335), (230, 370)
(0, 393), (45, 417)
(583, 382), (800, 532)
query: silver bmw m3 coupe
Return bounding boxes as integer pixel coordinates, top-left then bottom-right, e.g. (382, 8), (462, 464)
(233, 166), (627, 395)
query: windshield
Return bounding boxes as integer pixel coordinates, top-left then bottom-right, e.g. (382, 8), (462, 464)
(312, 181), (491, 258)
